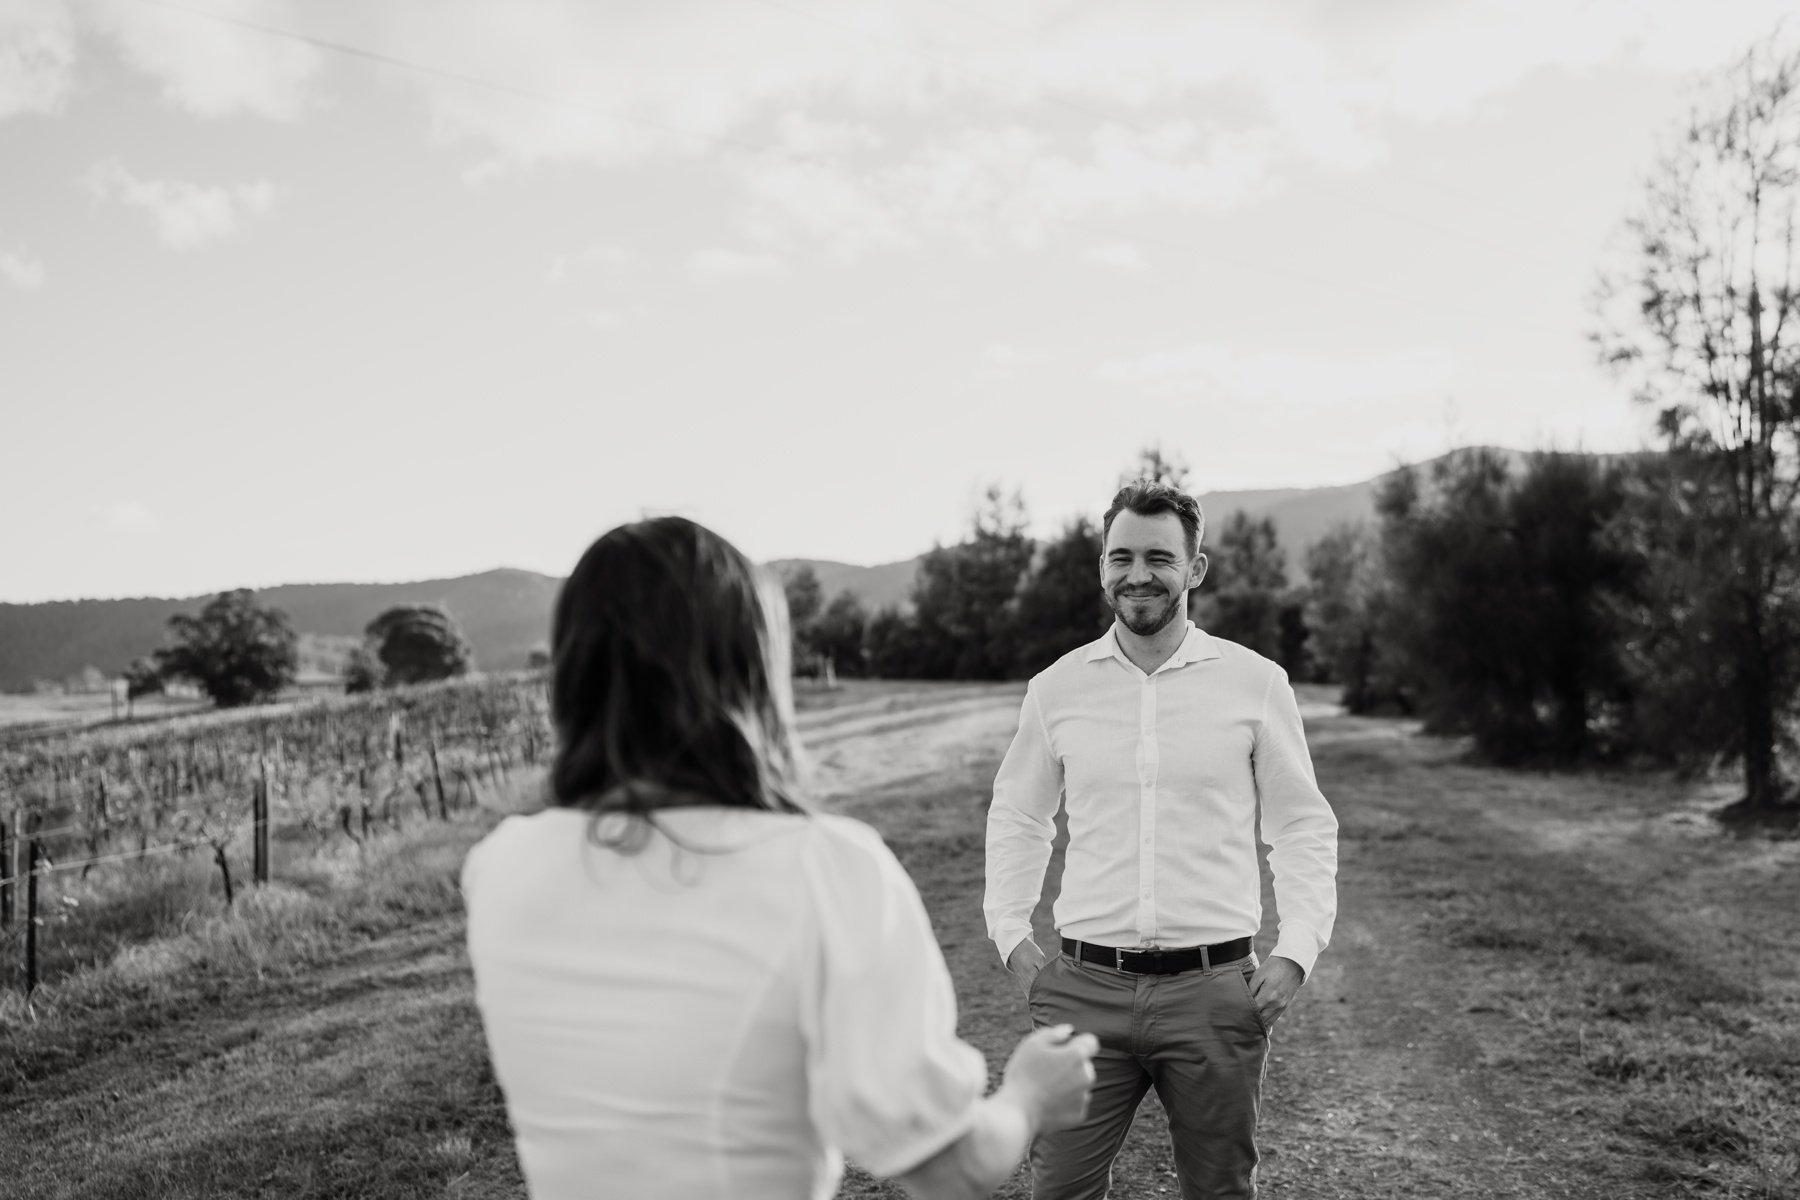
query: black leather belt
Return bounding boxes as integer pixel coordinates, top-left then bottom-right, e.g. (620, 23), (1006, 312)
(1062, 936), (1253, 975)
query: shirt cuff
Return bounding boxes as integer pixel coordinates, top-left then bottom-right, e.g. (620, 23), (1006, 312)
(1269, 931), (1323, 981)
(859, 1097), (981, 1181)
(993, 925), (1035, 968)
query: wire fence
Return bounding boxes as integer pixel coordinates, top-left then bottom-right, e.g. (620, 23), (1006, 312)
(0, 673), (545, 997)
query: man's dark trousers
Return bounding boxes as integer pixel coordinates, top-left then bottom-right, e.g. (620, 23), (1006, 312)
(1026, 949), (1271, 1199)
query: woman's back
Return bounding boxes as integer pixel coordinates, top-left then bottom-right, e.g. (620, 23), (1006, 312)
(463, 807), (985, 1200)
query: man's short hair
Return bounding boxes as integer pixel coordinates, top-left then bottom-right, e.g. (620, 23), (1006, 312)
(1103, 480), (1205, 558)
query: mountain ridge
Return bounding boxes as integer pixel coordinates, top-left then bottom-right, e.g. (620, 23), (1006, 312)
(0, 448), (1594, 691)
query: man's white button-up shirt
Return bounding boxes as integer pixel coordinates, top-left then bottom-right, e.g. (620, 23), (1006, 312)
(983, 621), (1339, 978)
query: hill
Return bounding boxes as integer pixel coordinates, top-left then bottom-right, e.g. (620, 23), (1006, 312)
(0, 570), (563, 694)
(1199, 479), (1376, 575)
(2, 448), (1585, 691)
(764, 557), (921, 614)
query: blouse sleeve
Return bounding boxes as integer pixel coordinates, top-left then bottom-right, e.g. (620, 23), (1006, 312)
(798, 816), (989, 1180)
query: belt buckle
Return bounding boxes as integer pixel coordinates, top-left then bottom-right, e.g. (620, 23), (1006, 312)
(1114, 947), (1127, 970)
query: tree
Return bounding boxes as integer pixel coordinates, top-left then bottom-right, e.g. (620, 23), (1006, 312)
(1118, 443), (1192, 491)
(365, 604), (474, 686)
(1505, 454), (1638, 759)
(1011, 517), (1107, 676)
(1302, 523), (1405, 713)
(865, 606), (933, 678)
(123, 656), (164, 718)
(343, 645), (383, 694)
(811, 590), (869, 676)
(1194, 512), (1297, 667)
(1595, 39), (1800, 808)
(781, 565), (824, 629)
(1376, 451), (1636, 763)
(155, 589), (299, 708)
(780, 565), (827, 675)
(909, 486), (1035, 679)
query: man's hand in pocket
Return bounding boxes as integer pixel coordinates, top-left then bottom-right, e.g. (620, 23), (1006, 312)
(1007, 938), (1049, 998)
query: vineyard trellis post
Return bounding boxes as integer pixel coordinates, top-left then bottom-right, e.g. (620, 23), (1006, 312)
(213, 840), (235, 908)
(25, 838), (41, 995)
(253, 761), (269, 887)
(429, 734), (449, 821)
(1, 810), (13, 928)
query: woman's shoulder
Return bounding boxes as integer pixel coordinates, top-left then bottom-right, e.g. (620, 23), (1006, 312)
(805, 811), (896, 860)
(796, 814), (917, 906)
(460, 808), (578, 888)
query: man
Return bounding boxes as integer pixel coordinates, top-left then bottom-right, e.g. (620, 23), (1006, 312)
(983, 479), (1338, 1199)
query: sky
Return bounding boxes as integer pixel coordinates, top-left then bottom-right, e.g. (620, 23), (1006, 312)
(2, 0), (1792, 602)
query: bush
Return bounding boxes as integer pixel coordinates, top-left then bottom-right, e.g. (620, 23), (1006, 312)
(366, 605), (473, 686)
(155, 590), (299, 708)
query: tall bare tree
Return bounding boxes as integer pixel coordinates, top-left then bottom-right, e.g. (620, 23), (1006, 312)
(1596, 39), (1800, 809)
(1118, 443), (1192, 492)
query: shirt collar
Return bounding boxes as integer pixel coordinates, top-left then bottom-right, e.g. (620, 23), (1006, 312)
(1083, 621), (1221, 670)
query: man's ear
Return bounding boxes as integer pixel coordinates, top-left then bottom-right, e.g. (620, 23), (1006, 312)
(1188, 552), (1208, 591)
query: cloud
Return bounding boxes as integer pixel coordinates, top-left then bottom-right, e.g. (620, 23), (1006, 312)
(979, 343), (1051, 380)
(94, 500), (158, 530)
(1084, 242), (1144, 270)
(0, 0), (76, 119)
(13, 0), (1797, 256)
(686, 246), (784, 281)
(78, 0), (322, 120)
(333, 0), (1786, 259)
(84, 159), (278, 249)
(546, 243), (631, 282)
(1096, 344), (1457, 408)
(0, 244), (45, 288)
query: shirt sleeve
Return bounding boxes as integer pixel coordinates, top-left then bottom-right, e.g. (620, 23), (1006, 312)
(799, 817), (989, 1181)
(1253, 669), (1340, 979)
(983, 683), (1064, 965)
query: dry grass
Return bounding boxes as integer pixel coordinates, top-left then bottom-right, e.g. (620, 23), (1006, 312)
(2, 680), (1797, 1199)
(0, 780), (533, 1200)
(0, 691), (207, 737)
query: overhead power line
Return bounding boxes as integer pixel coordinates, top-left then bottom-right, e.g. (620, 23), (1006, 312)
(124, 0), (840, 170)
(120, 0), (1579, 342)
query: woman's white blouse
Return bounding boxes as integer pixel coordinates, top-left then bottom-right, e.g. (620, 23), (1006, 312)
(461, 807), (988, 1200)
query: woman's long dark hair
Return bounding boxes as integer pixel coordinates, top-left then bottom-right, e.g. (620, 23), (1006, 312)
(548, 516), (806, 844)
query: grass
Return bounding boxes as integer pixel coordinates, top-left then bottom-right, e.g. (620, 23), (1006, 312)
(0, 691), (209, 738)
(1, 679), (1797, 1199)
(0, 786), (527, 1200)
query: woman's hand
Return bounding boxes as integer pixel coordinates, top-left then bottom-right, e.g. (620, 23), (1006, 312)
(895, 1025), (1098, 1200)
(998, 1024), (1099, 1133)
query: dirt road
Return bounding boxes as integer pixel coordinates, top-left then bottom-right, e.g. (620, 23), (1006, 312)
(6, 679), (1794, 1198)
(816, 681), (1799, 1199)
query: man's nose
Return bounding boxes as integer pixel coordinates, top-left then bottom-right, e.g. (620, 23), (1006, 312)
(1125, 558), (1153, 584)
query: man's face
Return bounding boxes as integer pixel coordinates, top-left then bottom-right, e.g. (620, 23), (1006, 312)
(1100, 510), (1205, 637)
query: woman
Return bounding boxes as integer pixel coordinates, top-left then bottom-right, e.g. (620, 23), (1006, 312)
(463, 516), (1097, 1199)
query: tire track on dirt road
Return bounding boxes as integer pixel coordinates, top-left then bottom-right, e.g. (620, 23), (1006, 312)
(826, 685), (1655, 1199)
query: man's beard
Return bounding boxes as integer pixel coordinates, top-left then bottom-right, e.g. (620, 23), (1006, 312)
(1106, 585), (1184, 637)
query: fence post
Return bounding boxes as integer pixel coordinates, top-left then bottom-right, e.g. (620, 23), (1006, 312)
(253, 760), (269, 886)
(25, 839), (41, 995)
(0, 812), (12, 928)
(429, 738), (449, 820)
(212, 841), (234, 908)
